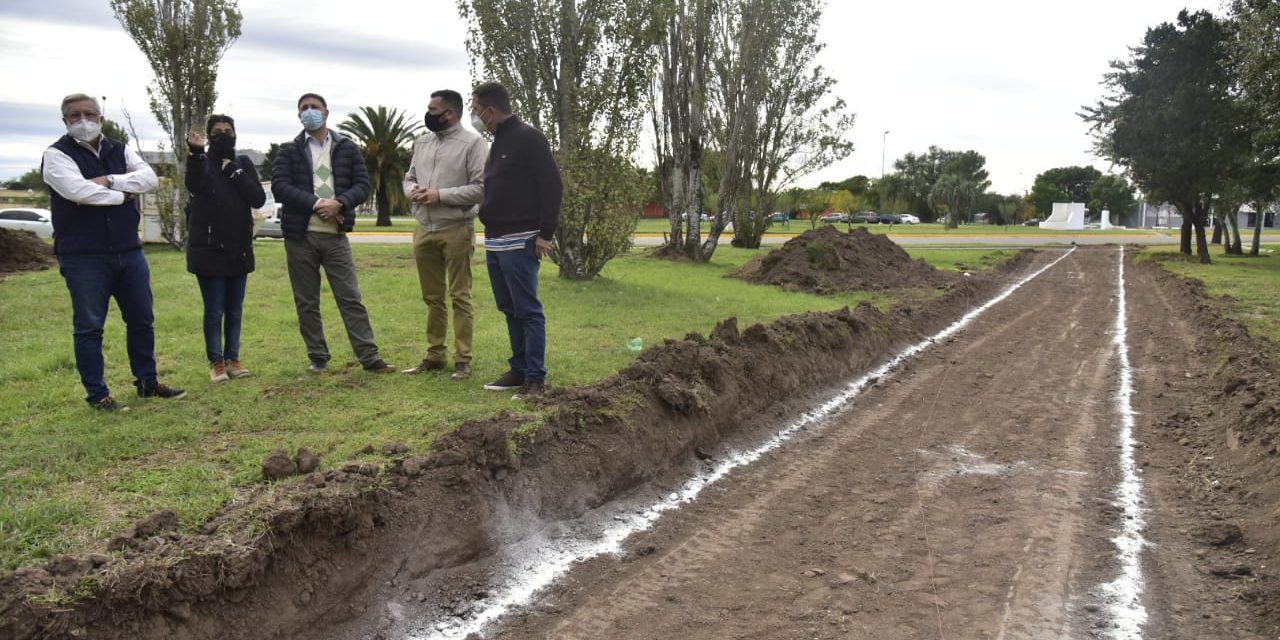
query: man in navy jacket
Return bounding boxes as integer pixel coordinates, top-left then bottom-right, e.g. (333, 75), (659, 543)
(469, 82), (563, 399)
(271, 92), (393, 373)
(41, 93), (185, 410)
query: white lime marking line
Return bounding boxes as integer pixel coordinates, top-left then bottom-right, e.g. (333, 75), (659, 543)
(414, 247), (1078, 640)
(1098, 245), (1150, 638)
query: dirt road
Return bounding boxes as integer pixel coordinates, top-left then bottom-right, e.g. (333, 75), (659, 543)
(396, 246), (1253, 640)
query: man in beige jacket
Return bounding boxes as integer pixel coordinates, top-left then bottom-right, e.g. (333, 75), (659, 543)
(402, 89), (488, 379)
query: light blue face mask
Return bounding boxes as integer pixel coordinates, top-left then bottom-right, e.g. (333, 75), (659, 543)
(300, 108), (325, 131)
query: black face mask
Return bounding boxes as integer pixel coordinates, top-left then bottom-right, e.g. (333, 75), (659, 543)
(209, 132), (236, 158)
(424, 111), (449, 132)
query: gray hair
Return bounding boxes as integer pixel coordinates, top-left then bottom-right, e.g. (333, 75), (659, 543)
(60, 93), (101, 117)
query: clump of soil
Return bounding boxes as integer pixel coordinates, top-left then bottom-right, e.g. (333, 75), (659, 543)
(731, 225), (954, 293)
(0, 229), (54, 277)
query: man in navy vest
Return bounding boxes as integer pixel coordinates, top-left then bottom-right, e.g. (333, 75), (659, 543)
(41, 93), (186, 411)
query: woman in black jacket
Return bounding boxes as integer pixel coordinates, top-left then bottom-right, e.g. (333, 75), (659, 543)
(185, 115), (266, 383)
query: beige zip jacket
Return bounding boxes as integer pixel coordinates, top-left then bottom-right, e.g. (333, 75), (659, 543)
(403, 124), (488, 232)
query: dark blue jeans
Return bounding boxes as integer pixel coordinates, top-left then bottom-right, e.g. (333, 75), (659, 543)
(58, 249), (157, 403)
(196, 274), (247, 363)
(486, 238), (546, 382)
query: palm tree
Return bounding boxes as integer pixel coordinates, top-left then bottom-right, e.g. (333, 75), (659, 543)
(930, 173), (978, 229)
(338, 106), (422, 226)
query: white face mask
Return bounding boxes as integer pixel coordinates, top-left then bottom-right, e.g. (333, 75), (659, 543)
(470, 110), (488, 133)
(67, 119), (101, 143)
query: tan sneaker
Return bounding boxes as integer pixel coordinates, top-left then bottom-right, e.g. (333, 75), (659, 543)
(225, 359), (252, 379)
(210, 360), (229, 383)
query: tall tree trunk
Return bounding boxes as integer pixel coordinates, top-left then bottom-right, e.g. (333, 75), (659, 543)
(1251, 201), (1264, 256)
(1211, 211), (1223, 244)
(376, 189), (391, 226)
(1179, 215), (1193, 255)
(1227, 209), (1243, 254)
(1193, 204), (1212, 264)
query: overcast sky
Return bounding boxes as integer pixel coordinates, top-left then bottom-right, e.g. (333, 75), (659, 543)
(0, 0), (1219, 194)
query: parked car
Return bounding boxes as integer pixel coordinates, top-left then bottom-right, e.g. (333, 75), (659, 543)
(1022, 218), (1042, 227)
(768, 212), (789, 223)
(253, 186), (283, 239)
(897, 213), (920, 224)
(850, 211), (879, 224)
(877, 212), (902, 224)
(0, 208), (54, 238)
(819, 212), (848, 223)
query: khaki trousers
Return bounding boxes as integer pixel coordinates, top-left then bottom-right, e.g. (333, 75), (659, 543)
(413, 223), (475, 364)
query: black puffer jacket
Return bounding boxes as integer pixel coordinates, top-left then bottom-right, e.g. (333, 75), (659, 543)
(270, 129), (371, 239)
(185, 153), (266, 277)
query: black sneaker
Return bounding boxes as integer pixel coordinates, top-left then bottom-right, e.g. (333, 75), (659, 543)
(483, 370), (524, 391)
(363, 359), (395, 374)
(92, 395), (130, 412)
(512, 380), (546, 400)
(308, 359), (328, 373)
(138, 382), (186, 399)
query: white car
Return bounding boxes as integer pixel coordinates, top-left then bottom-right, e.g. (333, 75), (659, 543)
(0, 208), (54, 238)
(897, 213), (920, 224)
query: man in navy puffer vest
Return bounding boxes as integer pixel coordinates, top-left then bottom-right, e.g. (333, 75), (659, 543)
(41, 93), (186, 411)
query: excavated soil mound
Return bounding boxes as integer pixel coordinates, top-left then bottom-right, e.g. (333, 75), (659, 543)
(0, 229), (54, 277)
(731, 225), (955, 293)
(0, 250), (1040, 640)
(1131, 255), (1280, 628)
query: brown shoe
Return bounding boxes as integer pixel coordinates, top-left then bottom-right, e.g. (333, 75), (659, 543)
(210, 360), (229, 384)
(450, 362), (471, 380)
(225, 359), (252, 379)
(401, 358), (445, 374)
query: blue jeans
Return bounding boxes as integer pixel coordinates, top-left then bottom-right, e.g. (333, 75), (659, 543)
(58, 250), (157, 403)
(196, 274), (247, 363)
(486, 238), (546, 382)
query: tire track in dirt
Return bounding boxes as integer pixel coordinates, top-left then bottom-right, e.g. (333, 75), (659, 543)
(487, 248), (1153, 639)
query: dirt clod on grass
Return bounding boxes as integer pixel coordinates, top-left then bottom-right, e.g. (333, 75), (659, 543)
(0, 229), (54, 278)
(262, 449), (297, 480)
(731, 225), (954, 293)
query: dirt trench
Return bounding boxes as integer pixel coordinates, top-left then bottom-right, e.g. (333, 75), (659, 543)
(0, 249), (1034, 639)
(457, 246), (1277, 640)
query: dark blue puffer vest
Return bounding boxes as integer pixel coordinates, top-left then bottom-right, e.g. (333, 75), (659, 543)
(43, 135), (142, 255)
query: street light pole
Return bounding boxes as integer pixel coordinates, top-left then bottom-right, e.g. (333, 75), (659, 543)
(880, 129), (890, 180)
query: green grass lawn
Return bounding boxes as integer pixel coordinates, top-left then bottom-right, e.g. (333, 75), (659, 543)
(1138, 245), (1280, 352)
(0, 241), (1005, 570)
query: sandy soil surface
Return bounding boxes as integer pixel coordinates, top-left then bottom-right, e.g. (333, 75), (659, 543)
(447, 247), (1271, 640)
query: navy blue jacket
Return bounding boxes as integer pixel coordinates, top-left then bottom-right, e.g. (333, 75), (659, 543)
(270, 129), (370, 239)
(185, 152), (266, 277)
(477, 116), (562, 241)
(43, 135), (141, 256)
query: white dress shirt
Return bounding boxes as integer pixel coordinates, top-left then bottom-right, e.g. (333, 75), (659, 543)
(41, 137), (159, 206)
